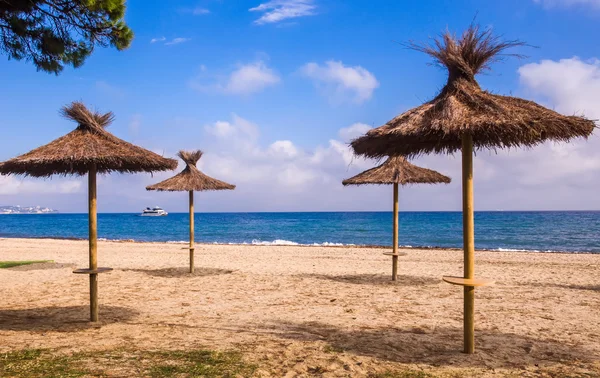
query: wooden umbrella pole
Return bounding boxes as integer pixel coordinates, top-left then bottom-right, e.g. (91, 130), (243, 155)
(88, 163), (98, 322)
(189, 190), (195, 274)
(392, 183), (399, 281)
(462, 134), (475, 354)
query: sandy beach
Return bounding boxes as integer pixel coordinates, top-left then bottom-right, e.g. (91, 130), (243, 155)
(0, 238), (599, 377)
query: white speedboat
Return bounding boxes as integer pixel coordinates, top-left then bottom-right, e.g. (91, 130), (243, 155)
(141, 206), (168, 216)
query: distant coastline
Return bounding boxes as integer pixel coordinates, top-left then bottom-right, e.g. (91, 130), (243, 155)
(0, 205), (58, 215)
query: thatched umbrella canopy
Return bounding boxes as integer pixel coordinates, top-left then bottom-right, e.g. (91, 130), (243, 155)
(343, 156), (450, 281)
(351, 29), (594, 158)
(0, 102), (177, 322)
(350, 26), (596, 354)
(147, 150), (235, 273)
(0, 103), (177, 177)
(342, 156), (451, 186)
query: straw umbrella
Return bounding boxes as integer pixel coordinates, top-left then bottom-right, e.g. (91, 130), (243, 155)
(343, 156), (450, 281)
(146, 150), (235, 273)
(350, 26), (595, 353)
(0, 102), (177, 322)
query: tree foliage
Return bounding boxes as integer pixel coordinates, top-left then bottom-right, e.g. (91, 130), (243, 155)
(0, 0), (134, 74)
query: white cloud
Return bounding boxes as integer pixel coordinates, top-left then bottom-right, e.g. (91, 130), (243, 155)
(205, 114), (260, 143)
(533, 0), (600, 8)
(190, 61), (280, 95)
(165, 38), (191, 46)
(151, 37), (191, 45)
(300, 60), (379, 104)
(192, 7), (210, 15)
(206, 121), (235, 139)
(197, 115), (375, 196)
(224, 62), (280, 94)
(519, 57), (600, 117)
(269, 140), (299, 158)
(0, 176), (82, 195)
(250, 0), (316, 24)
(338, 123), (371, 142)
(277, 164), (318, 188)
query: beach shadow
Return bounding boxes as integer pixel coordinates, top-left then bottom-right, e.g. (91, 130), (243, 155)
(0, 305), (139, 332)
(518, 282), (600, 292)
(557, 284), (600, 291)
(301, 273), (440, 287)
(125, 267), (234, 278)
(264, 321), (598, 368)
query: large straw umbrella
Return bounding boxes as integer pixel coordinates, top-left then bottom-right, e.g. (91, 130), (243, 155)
(342, 156), (450, 281)
(0, 102), (177, 322)
(350, 26), (595, 353)
(146, 150), (235, 273)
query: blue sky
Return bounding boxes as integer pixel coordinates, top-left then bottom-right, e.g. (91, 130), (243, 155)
(1, 0), (600, 213)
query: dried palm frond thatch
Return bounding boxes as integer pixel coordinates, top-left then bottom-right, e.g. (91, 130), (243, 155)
(146, 150), (235, 192)
(342, 156), (450, 186)
(0, 102), (178, 177)
(351, 25), (595, 158)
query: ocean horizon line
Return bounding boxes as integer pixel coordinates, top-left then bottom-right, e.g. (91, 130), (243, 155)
(3, 209), (600, 215)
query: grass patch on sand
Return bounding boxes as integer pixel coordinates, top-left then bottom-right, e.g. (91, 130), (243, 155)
(0, 349), (87, 378)
(0, 348), (256, 378)
(0, 260), (52, 269)
(146, 349), (256, 378)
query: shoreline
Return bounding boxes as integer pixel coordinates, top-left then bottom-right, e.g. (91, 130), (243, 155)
(0, 235), (597, 255)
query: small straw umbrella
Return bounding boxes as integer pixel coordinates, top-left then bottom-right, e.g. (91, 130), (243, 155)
(350, 26), (595, 353)
(342, 156), (450, 281)
(146, 150), (235, 273)
(0, 102), (177, 322)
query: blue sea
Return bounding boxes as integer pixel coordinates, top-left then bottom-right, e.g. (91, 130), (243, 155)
(0, 211), (599, 253)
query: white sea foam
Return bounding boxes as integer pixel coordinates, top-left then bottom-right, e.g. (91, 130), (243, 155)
(494, 248), (563, 253)
(251, 239), (300, 246)
(88, 238), (571, 252)
(311, 242), (349, 247)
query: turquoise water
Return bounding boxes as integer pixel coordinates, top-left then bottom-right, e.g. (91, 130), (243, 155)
(0, 211), (599, 253)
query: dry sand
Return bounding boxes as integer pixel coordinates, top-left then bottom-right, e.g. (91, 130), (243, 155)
(0, 238), (599, 377)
